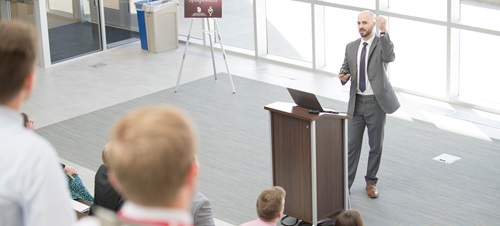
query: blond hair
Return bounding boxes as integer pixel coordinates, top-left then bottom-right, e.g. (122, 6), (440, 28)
(256, 186), (286, 221)
(108, 105), (197, 205)
(101, 142), (111, 165)
(0, 20), (38, 103)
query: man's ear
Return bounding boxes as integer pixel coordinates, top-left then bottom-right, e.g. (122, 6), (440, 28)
(24, 71), (35, 94)
(186, 155), (200, 189)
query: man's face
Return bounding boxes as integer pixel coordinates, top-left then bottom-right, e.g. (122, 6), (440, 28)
(358, 13), (375, 38)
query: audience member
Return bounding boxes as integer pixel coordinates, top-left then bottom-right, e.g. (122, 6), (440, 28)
(89, 141), (216, 225)
(334, 209), (363, 226)
(21, 112), (94, 203)
(240, 186), (286, 226)
(89, 139), (215, 226)
(89, 142), (124, 215)
(191, 190), (216, 226)
(75, 105), (200, 226)
(0, 20), (75, 225)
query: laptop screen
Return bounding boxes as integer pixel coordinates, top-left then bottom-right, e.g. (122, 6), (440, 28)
(287, 88), (324, 111)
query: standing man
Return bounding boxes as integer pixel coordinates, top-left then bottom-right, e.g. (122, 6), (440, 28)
(0, 21), (76, 225)
(338, 11), (400, 198)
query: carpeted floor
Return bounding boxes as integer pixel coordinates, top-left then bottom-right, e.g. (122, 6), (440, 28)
(36, 74), (500, 225)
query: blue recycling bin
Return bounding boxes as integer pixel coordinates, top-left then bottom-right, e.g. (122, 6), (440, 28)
(135, 0), (155, 50)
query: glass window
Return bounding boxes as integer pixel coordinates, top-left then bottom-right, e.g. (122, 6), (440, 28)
(215, 0), (254, 51)
(0, 1), (6, 19)
(460, 0), (500, 31)
(48, 0), (73, 14)
(389, 18), (447, 98)
(7, 1), (36, 25)
(387, 0), (447, 21)
(459, 30), (499, 104)
(322, 0), (375, 9)
(324, 7), (360, 72)
(266, 0), (312, 62)
(47, 0), (103, 63)
(104, 0), (120, 11)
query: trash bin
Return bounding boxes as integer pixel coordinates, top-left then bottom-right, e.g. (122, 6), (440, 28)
(135, 0), (156, 50)
(143, 0), (178, 53)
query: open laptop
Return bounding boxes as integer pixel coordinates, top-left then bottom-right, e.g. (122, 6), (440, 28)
(287, 87), (340, 115)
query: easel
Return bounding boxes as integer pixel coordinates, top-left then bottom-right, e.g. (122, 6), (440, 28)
(175, 18), (236, 94)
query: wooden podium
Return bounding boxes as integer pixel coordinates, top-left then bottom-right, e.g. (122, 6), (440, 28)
(264, 102), (352, 225)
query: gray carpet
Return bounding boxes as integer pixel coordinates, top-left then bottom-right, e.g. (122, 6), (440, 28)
(36, 74), (500, 225)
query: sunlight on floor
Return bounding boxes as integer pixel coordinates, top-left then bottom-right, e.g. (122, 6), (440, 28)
(391, 109), (414, 122)
(423, 112), (492, 142)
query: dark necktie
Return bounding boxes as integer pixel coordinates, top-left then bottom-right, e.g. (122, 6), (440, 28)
(359, 42), (368, 92)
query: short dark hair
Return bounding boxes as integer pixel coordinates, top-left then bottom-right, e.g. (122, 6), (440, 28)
(256, 186), (286, 221)
(0, 20), (38, 104)
(334, 209), (363, 226)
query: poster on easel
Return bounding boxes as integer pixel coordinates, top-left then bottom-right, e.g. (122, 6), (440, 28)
(184, 0), (222, 18)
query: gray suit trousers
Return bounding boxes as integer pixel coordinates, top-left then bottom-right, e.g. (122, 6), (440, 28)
(347, 94), (386, 189)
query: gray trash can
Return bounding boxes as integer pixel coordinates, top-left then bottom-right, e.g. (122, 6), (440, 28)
(143, 0), (178, 53)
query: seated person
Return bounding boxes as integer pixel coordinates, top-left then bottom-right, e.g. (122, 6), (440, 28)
(76, 106), (209, 226)
(90, 142), (215, 226)
(21, 112), (93, 203)
(191, 190), (215, 226)
(240, 186), (286, 226)
(334, 209), (363, 226)
(89, 143), (124, 214)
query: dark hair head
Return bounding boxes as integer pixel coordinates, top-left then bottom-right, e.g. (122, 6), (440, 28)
(0, 20), (38, 104)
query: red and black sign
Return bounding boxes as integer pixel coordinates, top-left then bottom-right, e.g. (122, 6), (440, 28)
(184, 0), (221, 18)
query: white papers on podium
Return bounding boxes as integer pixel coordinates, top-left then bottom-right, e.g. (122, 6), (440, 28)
(71, 199), (90, 213)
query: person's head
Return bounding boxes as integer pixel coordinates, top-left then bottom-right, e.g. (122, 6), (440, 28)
(101, 142), (111, 166)
(107, 105), (199, 208)
(357, 10), (376, 40)
(21, 112), (35, 130)
(0, 20), (38, 108)
(256, 186), (286, 222)
(334, 209), (363, 226)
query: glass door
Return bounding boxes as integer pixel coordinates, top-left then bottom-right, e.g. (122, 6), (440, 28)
(46, 0), (102, 63)
(0, 0), (37, 27)
(94, 0), (140, 48)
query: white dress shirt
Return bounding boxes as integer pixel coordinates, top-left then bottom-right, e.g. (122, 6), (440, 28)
(357, 35), (375, 95)
(75, 202), (194, 226)
(0, 106), (76, 226)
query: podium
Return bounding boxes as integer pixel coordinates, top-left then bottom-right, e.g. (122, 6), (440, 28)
(264, 102), (351, 225)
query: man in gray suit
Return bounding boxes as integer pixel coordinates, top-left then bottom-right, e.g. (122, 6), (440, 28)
(338, 10), (400, 198)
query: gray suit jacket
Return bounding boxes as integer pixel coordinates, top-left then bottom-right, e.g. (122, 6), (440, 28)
(341, 32), (400, 115)
(191, 191), (215, 226)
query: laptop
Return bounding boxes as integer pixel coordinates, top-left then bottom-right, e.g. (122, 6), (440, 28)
(287, 87), (325, 112)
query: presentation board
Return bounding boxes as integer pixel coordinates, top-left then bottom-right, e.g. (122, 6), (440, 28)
(184, 0), (221, 18)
